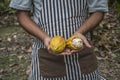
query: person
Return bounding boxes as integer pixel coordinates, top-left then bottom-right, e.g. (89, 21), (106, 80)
(10, 0), (108, 80)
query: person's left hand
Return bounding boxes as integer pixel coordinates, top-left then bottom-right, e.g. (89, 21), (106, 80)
(70, 32), (92, 53)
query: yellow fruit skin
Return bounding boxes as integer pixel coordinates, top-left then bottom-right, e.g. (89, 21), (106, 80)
(50, 36), (66, 54)
(66, 35), (83, 50)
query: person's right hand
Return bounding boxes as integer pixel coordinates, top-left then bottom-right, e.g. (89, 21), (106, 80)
(70, 32), (92, 53)
(43, 36), (52, 53)
(43, 36), (71, 55)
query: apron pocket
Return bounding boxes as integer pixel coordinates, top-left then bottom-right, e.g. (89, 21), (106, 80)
(38, 48), (66, 78)
(78, 47), (98, 74)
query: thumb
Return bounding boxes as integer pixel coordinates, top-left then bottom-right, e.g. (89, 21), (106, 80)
(47, 46), (50, 51)
(83, 39), (92, 48)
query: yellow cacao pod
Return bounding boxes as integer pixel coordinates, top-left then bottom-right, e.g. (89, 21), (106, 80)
(50, 36), (66, 54)
(66, 35), (83, 50)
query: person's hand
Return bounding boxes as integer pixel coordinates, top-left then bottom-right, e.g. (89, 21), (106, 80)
(59, 32), (92, 55)
(43, 36), (52, 53)
(43, 36), (72, 55)
(58, 48), (72, 55)
(70, 32), (92, 53)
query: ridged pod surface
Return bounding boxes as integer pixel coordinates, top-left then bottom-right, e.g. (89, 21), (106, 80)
(50, 36), (66, 54)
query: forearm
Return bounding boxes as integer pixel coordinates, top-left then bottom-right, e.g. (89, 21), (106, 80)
(75, 12), (104, 34)
(16, 10), (49, 41)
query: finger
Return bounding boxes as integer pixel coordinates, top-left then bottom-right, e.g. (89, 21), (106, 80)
(71, 50), (78, 53)
(64, 49), (72, 55)
(59, 52), (72, 55)
(64, 49), (71, 53)
(59, 52), (65, 55)
(47, 46), (50, 51)
(48, 50), (52, 54)
(47, 46), (52, 53)
(83, 39), (92, 48)
(70, 46), (84, 53)
(75, 33), (92, 48)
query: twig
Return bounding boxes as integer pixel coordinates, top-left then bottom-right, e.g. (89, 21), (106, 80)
(113, 48), (120, 53)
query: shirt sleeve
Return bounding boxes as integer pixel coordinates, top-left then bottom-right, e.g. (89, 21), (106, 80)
(87, 0), (108, 13)
(9, 0), (32, 11)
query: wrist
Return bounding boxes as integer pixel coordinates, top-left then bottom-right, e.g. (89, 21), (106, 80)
(74, 31), (83, 36)
(76, 25), (88, 34)
(74, 28), (86, 35)
(42, 35), (50, 42)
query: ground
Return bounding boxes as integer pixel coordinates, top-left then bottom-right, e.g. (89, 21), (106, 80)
(0, 9), (120, 80)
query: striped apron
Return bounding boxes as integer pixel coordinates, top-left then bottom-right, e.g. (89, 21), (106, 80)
(29, 0), (106, 80)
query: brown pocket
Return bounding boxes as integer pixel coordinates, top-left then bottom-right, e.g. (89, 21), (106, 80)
(78, 47), (98, 74)
(38, 48), (66, 78)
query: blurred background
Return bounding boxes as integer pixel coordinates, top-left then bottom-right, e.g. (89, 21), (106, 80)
(0, 0), (120, 80)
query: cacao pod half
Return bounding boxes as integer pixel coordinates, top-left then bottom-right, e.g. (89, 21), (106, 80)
(66, 35), (83, 50)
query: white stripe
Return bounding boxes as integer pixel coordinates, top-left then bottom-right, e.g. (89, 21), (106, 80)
(70, 55), (76, 79)
(90, 72), (94, 80)
(62, 0), (68, 39)
(74, 53), (81, 79)
(51, 0), (56, 36)
(58, 0), (62, 36)
(54, 0), (58, 36)
(66, 56), (72, 80)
